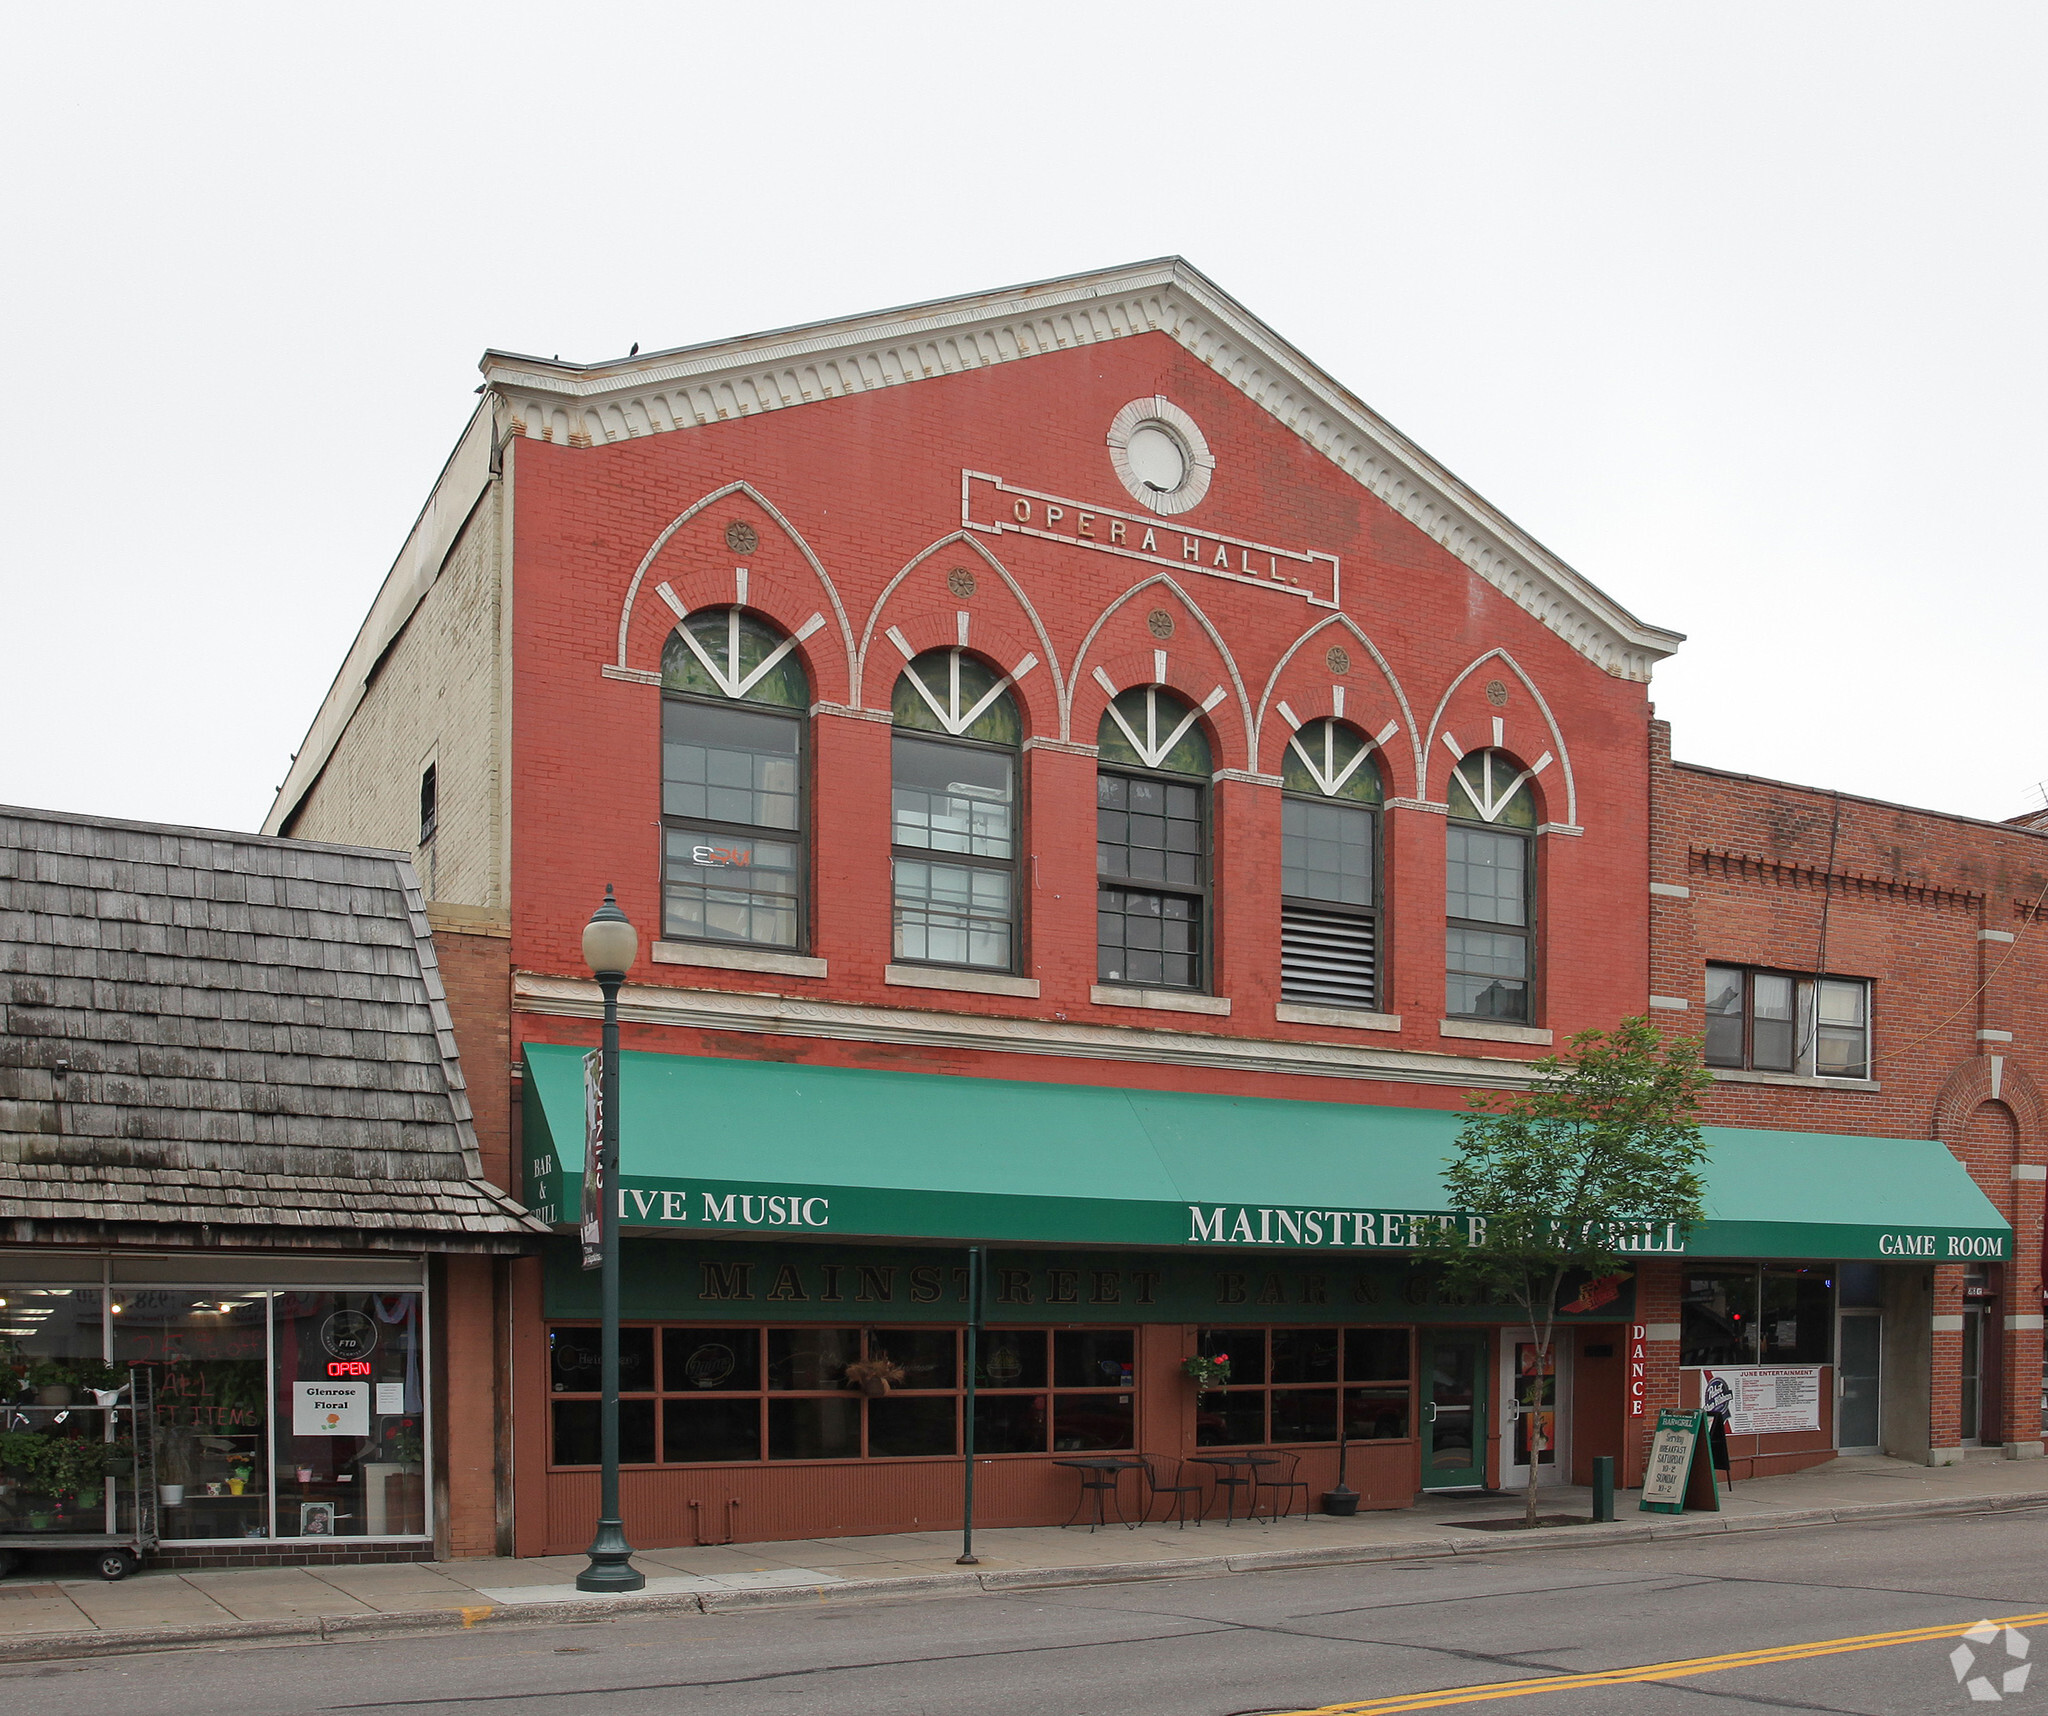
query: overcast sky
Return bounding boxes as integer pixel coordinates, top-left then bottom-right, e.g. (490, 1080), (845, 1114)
(2, 5), (2041, 833)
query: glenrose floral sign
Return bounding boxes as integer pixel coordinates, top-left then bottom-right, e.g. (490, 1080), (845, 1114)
(292, 1380), (369, 1436)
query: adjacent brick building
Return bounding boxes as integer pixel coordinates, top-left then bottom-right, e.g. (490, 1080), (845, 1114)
(258, 260), (2024, 1551)
(1649, 735), (2048, 1477)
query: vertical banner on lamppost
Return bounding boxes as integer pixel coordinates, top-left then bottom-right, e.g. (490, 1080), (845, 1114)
(580, 1047), (604, 1271)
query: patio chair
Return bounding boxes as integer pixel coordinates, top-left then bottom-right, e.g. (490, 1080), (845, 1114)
(1250, 1451), (1310, 1523)
(1136, 1455), (1206, 1527)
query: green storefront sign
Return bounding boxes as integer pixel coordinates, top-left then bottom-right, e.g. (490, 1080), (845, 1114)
(541, 1238), (1638, 1326)
(522, 1045), (2012, 1266)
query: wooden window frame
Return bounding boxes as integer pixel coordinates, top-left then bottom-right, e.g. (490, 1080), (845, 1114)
(888, 726), (1023, 977)
(1192, 1325), (1415, 1449)
(544, 1322), (1139, 1468)
(1444, 818), (1537, 1023)
(1096, 762), (1212, 994)
(1279, 789), (1383, 1011)
(1705, 963), (1871, 1079)
(657, 688), (811, 956)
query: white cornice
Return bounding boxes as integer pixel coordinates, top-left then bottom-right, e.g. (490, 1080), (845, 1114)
(481, 259), (1682, 683)
(510, 971), (1548, 1092)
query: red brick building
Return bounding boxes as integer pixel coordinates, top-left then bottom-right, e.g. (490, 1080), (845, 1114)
(1649, 737), (2048, 1478)
(266, 260), (2020, 1551)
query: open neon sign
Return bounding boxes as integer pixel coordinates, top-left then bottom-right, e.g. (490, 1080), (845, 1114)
(326, 1361), (372, 1378)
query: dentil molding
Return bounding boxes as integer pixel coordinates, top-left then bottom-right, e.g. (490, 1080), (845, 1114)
(480, 259), (1682, 683)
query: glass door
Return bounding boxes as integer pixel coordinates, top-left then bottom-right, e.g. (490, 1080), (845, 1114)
(1837, 1309), (1882, 1453)
(1422, 1331), (1489, 1489)
(1960, 1308), (1983, 1445)
(1502, 1339), (1566, 1490)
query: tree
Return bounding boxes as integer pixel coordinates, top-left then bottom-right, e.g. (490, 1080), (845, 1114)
(1415, 1017), (1711, 1527)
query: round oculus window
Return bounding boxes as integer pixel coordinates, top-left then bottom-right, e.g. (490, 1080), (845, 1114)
(1126, 424), (1187, 494)
(1107, 397), (1215, 515)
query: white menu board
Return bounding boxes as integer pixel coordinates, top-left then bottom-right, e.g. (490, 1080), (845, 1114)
(1700, 1366), (1823, 1433)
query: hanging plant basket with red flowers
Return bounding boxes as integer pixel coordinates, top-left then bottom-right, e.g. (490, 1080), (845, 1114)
(1183, 1354), (1232, 1390)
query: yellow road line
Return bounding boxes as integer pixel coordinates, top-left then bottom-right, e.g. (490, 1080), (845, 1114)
(1274, 1606), (2048, 1714)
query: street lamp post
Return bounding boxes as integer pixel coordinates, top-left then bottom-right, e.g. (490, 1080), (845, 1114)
(576, 886), (645, 1594)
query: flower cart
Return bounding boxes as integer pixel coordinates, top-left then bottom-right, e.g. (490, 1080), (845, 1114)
(0, 1367), (158, 1580)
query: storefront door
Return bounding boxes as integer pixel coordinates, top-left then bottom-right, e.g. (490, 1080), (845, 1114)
(1838, 1309), (1881, 1453)
(1501, 1338), (1566, 1490)
(1421, 1331), (1488, 1489)
(1960, 1308), (1985, 1445)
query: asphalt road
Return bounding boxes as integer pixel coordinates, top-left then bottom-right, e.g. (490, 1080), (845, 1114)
(10, 1509), (2048, 1715)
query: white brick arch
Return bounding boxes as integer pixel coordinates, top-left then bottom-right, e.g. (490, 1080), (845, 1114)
(610, 480), (856, 692)
(855, 530), (1065, 720)
(1067, 573), (1252, 762)
(1254, 612), (1421, 794)
(1423, 647), (1578, 829)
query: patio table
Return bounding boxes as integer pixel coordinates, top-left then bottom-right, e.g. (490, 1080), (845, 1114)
(1053, 1456), (1145, 1530)
(1189, 1452), (1279, 1525)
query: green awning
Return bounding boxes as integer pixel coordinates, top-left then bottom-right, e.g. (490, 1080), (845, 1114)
(521, 1044), (2010, 1264)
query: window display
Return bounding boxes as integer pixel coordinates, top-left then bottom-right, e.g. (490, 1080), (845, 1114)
(114, 1292), (269, 1541)
(274, 1293), (426, 1539)
(2, 1272), (432, 1546)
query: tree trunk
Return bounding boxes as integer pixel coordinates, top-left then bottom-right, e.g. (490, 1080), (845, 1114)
(1524, 1324), (1550, 1529)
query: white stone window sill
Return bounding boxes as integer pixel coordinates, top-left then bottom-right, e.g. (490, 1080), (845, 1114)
(885, 964), (1041, 999)
(1439, 1019), (1552, 1046)
(1710, 1067), (1879, 1093)
(1275, 1003), (1402, 1033)
(1092, 984), (1231, 1017)
(651, 941), (827, 979)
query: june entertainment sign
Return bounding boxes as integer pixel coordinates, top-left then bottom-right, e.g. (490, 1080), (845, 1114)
(1700, 1366), (1823, 1434)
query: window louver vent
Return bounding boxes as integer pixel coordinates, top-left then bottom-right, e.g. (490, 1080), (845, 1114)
(1281, 907), (1375, 1009)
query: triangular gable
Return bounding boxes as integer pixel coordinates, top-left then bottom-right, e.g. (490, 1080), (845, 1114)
(480, 258), (1682, 682)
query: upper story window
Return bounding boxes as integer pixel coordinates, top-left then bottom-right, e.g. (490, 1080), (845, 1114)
(1705, 964), (1871, 1079)
(660, 609), (809, 951)
(890, 650), (1021, 972)
(1280, 720), (1383, 1011)
(1097, 687), (1210, 991)
(1445, 750), (1537, 1022)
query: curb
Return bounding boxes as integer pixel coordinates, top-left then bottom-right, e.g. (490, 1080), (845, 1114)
(6, 1489), (2048, 1664)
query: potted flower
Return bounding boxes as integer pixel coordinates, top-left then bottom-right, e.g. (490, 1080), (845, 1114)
(842, 1356), (906, 1397)
(27, 1360), (74, 1407)
(228, 1460), (252, 1497)
(1183, 1353), (1232, 1391)
(157, 1426), (193, 1508)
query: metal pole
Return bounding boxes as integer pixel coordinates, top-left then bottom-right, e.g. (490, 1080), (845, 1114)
(957, 1246), (982, 1565)
(1591, 1454), (1615, 1523)
(577, 969), (644, 1592)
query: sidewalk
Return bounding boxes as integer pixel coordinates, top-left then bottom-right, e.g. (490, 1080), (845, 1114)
(2, 1452), (2044, 1661)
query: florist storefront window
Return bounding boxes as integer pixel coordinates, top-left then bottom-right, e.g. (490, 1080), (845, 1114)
(274, 1293), (426, 1539)
(0, 1287), (126, 1539)
(4, 1271), (430, 1546)
(114, 1291), (270, 1542)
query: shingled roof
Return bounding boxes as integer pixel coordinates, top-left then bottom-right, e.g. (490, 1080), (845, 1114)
(0, 805), (544, 1253)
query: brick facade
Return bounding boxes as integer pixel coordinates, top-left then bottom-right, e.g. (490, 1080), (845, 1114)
(1647, 717), (2048, 1469)
(267, 262), (2041, 1549)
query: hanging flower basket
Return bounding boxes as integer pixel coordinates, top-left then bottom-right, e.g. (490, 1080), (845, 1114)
(1183, 1354), (1232, 1390)
(843, 1357), (906, 1398)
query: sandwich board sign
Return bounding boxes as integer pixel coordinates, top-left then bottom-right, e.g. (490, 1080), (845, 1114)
(1640, 1408), (1721, 1515)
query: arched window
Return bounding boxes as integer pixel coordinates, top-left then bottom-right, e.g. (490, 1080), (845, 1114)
(1280, 720), (1383, 1011)
(659, 609), (809, 951)
(890, 650), (1021, 972)
(1444, 750), (1538, 1021)
(1097, 687), (1211, 991)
